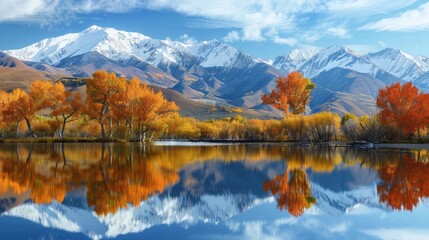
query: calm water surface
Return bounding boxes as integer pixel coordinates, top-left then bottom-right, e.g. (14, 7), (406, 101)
(0, 142), (428, 240)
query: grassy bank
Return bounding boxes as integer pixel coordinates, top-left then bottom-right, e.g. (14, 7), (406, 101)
(0, 138), (428, 150)
(0, 137), (127, 143)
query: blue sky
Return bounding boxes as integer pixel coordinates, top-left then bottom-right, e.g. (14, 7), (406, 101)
(1, 0), (429, 60)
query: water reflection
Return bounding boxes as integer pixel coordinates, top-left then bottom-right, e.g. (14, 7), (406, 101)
(377, 154), (429, 211)
(264, 169), (315, 216)
(0, 143), (289, 216)
(0, 143), (428, 239)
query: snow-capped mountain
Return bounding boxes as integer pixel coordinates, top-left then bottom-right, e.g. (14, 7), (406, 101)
(5, 25), (260, 70)
(4, 25), (429, 116)
(5, 25), (198, 68)
(186, 40), (261, 68)
(274, 46), (429, 84)
(417, 56), (429, 71)
(365, 48), (425, 81)
(299, 46), (380, 78)
(273, 46), (322, 74)
(414, 71), (429, 91)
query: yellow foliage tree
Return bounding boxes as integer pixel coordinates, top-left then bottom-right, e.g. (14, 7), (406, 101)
(85, 71), (127, 139)
(2, 89), (36, 137)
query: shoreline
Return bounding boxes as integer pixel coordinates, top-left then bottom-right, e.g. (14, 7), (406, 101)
(374, 143), (429, 150)
(0, 138), (427, 149)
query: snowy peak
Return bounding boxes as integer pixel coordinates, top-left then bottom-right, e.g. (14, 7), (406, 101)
(414, 71), (429, 91)
(4, 26), (261, 70)
(273, 46), (429, 84)
(299, 46), (376, 78)
(416, 56), (429, 72)
(83, 25), (105, 32)
(188, 40), (260, 68)
(365, 48), (424, 81)
(273, 45), (375, 78)
(273, 46), (323, 73)
(5, 25), (154, 64)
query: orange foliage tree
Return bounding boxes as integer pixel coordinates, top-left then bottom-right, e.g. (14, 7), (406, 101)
(0, 90), (9, 129)
(2, 89), (36, 137)
(50, 87), (83, 138)
(377, 82), (429, 138)
(262, 71), (315, 116)
(85, 71), (127, 139)
(131, 81), (178, 142)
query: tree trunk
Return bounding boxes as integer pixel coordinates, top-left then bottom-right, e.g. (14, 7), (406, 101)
(24, 117), (36, 138)
(100, 122), (106, 140)
(15, 120), (20, 138)
(417, 128), (421, 141)
(149, 131), (155, 142)
(127, 120), (133, 141)
(25, 143), (35, 165)
(61, 118), (67, 139)
(108, 117), (113, 139)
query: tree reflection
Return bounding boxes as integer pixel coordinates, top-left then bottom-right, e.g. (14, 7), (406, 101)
(85, 144), (179, 215)
(0, 144), (69, 204)
(263, 147), (348, 216)
(0, 143), (181, 215)
(264, 168), (315, 216)
(377, 151), (429, 211)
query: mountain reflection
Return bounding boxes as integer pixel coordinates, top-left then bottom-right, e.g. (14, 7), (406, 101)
(0, 143), (428, 217)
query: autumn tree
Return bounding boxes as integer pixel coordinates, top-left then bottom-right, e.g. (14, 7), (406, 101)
(2, 89), (36, 137)
(283, 115), (308, 141)
(50, 87), (83, 138)
(0, 91), (9, 128)
(262, 71), (315, 116)
(307, 112), (340, 142)
(116, 77), (145, 139)
(85, 71), (127, 139)
(1, 81), (68, 137)
(28, 80), (81, 138)
(377, 82), (429, 138)
(132, 83), (178, 142)
(30, 80), (60, 111)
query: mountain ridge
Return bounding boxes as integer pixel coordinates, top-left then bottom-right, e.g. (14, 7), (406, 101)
(4, 25), (429, 116)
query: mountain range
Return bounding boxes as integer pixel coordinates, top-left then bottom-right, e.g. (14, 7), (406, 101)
(3, 25), (429, 117)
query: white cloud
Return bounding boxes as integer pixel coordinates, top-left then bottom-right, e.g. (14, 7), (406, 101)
(273, 217), (298, 226)
(362, 2), (429, 31)
(242, 221), (282, 240)
(0, 0), (421, 45)
(327, 0), (417, 17)
(0, 0), (144, 22)
(179, 34), (197, 44)
(272, 36), (298, 46)
(328, 222), (350, 233)
(326, 27), (350, 38)
(363, 228), (429, 240)
(223, 31), (240, 42)
(379, 41), (386, 47)
(0, 0), (46, 21)
(242, 25), (265, 42)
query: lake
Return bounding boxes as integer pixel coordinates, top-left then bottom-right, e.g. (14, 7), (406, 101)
(0, 142), (428, 240)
